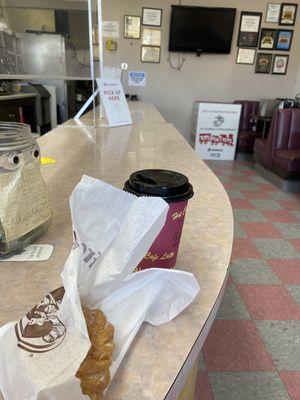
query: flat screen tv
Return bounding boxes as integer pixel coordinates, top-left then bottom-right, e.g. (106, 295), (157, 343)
(169, 5), (236, 54)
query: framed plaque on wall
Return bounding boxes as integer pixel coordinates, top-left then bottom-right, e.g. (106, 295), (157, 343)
(142, 8), (163, 27)
(236, 48), (256, 65)
(266, 3), (281, 23)
(237, 12), (262, 47)
(255, 53), (273, 73)
(124, 15), (141, 39)
(272, 54), (289, 74)
(259, 28), (277, 50)
(280, 3), (298, 25)
(276, 29), (293, 50)
(141, 46), (161, 63)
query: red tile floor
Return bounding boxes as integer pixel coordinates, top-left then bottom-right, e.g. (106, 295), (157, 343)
(195, 160), (300, 400)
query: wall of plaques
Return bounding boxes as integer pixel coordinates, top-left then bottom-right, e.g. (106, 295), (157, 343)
(123, 7), (162, 64)
(236, 3), (297, 75)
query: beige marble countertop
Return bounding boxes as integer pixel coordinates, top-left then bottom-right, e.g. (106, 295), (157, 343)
(63, 101), (166, 128)
(0, 103), (233, 399)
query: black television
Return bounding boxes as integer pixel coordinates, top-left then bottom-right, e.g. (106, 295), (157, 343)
(169, 5), (236, 54)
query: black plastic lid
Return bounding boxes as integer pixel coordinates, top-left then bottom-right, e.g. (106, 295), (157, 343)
(124, 169), (194, 203)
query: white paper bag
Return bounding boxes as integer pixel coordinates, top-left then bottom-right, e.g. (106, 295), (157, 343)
(0, 176), (200, 400)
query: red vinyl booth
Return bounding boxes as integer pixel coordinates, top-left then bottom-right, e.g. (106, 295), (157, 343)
(234, 100), (260, 153)
(254, 108), (300, 180)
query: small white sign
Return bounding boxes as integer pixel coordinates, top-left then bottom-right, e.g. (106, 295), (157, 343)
(0, 244), (54, 262)
(97, 78), (132, 127)
(194, 102), (242, 161)
(128, 71), (147, 87)
(102, 21), (119, 38)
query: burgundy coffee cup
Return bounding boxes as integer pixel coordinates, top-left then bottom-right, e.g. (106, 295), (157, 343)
(124, 169), (194, 270)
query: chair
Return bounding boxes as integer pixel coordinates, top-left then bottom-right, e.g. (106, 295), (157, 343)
(253, 108), (300, 180)
(234, 100), (260, 153)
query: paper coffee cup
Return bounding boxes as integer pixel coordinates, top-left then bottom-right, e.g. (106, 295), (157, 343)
(124, 169), (194, 270)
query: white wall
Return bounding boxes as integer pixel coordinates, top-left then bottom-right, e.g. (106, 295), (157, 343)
(102, 0), (300, 141)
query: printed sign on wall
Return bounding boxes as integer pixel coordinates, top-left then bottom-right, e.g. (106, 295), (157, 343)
(194, 102), (242, 161)
(128, 71), (147, 87)
(102, 21), (119, 38)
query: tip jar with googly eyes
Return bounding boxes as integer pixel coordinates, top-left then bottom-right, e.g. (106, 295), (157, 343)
(0, 122), (52, 258)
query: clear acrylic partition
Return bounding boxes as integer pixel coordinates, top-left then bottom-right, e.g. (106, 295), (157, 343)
(74, 0), (124, 123)
(0, 0), (107, 122)
(70, 0), (124, 124)
(95, 0), (122, 79)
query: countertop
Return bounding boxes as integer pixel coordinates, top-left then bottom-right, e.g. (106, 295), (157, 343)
(0, 93), (37, 101)
(0, 102), (233, 400)
(63, 101), (166, 127)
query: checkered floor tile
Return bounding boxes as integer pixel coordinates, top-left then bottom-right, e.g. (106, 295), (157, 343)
(195, 160), (300, 400)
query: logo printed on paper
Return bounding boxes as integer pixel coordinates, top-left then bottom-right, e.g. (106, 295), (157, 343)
(73, 231), (101, 269)
(15, 287), (66, 353)
(213, 115), (225, 127)
(128, 71), (147, 87)
(199, 133), (234, 147)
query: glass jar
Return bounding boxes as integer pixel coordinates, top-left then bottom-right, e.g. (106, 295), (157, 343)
(0, 122), (52, 258)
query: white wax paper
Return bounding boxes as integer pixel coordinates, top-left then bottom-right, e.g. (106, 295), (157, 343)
(0, 176), (200, 400)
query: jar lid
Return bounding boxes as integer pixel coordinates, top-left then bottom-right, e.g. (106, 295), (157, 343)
(124, 169), (194, 203)
(0, 122), (35, 151)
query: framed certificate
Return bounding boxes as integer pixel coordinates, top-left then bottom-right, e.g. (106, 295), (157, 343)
(141, 45), (161, 63)
(142, 29), (161, 46)
(142, 8), (162, 27)
(266, 3), (281, 23)
(259, 29), (277, 50)
(272, 54), (289, 74)
(280, 3), (298, 25)
(124, 15), (141, 39)
(276, 29), (293, 50)
(236, 48), (256, 65)
(238, 12), (262, 47)
(255, 53), (273, 74)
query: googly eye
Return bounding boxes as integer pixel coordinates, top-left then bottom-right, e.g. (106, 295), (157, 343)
(12, 155), (19, 165)
(8, 153), (23, 168)
(32, 146), (40, 160)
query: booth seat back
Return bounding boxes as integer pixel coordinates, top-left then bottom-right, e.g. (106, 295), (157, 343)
(273, 109), (300, 150)
(262, 108), (300, 169)
(234, 100), (259, 131)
